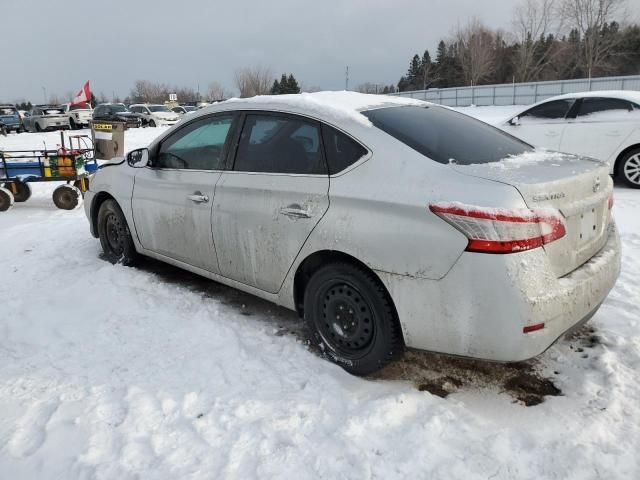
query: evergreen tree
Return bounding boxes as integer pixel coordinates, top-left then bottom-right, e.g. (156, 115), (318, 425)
(286, 74), (300, 94)
(271, 79), (281, 95)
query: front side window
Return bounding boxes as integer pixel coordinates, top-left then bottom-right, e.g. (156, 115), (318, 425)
(518, 99), (574, 122)
(234, 114), (326, 174)
(322, 124), (368, 174)
(577, 97), (636, 119)
(155, 115), (233, 170)
(363, 105), (531, 165)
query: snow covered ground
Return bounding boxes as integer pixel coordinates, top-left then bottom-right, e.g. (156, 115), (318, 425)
(1, 112), (639, 479)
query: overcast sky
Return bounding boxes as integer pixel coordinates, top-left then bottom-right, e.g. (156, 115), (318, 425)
(3, 0), (639, 103)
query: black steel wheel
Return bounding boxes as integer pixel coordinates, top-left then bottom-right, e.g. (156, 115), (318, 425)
(619, 148), (640, 189)
(304, 262), (404, 375)
(0, 187), (14, 212)
(149, 120), (156, 127)
(97, 199), (138, 265)
(52, 185), (81, 210)
(12, 181), (32, 202)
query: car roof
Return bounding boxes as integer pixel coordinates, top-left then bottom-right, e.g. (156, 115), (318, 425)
(541, 90), (640, 104)
(194, 91), (429, 127)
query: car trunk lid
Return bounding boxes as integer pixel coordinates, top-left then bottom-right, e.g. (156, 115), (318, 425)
(451, 151), (613, 278)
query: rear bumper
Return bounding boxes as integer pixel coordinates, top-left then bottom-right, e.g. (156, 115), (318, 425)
(377, 222), (621, 361)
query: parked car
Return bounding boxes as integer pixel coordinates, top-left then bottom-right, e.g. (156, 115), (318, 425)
(61, 103), (93, 129)
(84, 92), (620, 375)
(22, 105), (70, 132)
(0, 104), (24, 133)
(500, 91), (640, 188)
(129, 104), (180, 127)
(172, 105), (197, 115)
(92, 103), (141, 129)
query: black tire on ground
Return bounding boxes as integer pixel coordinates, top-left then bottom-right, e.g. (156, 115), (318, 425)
(619, 148), (640, 189)
(149, 120), (156, 127)
(35, 122), (42, 132)
(97, 199), (138, 265)
(12, 181), (32, 202)
(69, 118), (77, 130)
(52, 184), (81, 210)
(0, 187), (15, 212)
(303, 262), (404, 376)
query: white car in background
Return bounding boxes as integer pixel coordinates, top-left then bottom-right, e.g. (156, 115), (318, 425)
(61, 103), (93, 129)
(129, 104), (180, 127)
(500, 91), (640, 188)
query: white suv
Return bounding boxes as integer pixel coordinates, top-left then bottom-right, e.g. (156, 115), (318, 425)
(129, 104), (180, 127)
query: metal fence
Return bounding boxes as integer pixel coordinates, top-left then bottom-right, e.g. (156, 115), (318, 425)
(392, 74), (640, 107)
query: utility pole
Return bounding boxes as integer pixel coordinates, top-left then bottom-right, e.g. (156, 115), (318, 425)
(42, 86), (47, 104)
(345, 66), (349, 91)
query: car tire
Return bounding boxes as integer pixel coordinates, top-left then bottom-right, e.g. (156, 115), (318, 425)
(12, 181), (32, 202)
(97, 199), (138, 265)
(0, 187), (15, 212)
(303, 262), (404, 376)
(52, 184), (81, 210)
(69, 118), (77, 130)
(35, 122), (42, 132)
(149, 120), (156, 127)
(619, 148), (640, 189)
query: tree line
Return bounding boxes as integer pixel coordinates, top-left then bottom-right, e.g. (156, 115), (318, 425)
(397, 0), (640, 92)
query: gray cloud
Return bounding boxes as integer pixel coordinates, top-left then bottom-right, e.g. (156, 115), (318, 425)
(3, 0), (638, 102)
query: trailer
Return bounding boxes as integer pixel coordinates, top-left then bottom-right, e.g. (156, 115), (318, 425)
(0, 133), (97, 212)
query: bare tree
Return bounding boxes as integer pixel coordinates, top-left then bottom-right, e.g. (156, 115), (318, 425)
(207, 81), (230, 101)
(512, 0), (564, 81)
(130, 80), (170, 103)
(453, 18), (496, 86)
(560, 0), (627, 75)
(356, 82), (382, 94)
(234, 66), (273, 98)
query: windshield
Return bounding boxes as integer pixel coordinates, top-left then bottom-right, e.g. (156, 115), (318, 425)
(69, 104), (90, 111)
(184, 106), (196, 112)
(363, 105), (532, 165)
(149, 105), (170, 112)
(0, 107), (18, 115)
(110, 104), (128, 113)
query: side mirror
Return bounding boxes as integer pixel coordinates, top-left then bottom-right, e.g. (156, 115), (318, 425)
(509, 116), (520, 126)
(127, 148), (149, 168)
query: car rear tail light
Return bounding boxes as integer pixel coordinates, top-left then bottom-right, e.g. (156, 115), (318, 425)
(429, 203), (566, 254)
(608, 193), (614, 210)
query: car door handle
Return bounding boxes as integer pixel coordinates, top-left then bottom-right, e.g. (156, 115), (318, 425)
(187, 193), (209, 203)
(280, 205), (312, 219)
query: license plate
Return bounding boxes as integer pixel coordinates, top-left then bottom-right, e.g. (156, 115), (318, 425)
(579, 208), (598, 243)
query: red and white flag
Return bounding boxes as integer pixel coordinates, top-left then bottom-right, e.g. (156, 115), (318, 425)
(71, 81), (91, 106)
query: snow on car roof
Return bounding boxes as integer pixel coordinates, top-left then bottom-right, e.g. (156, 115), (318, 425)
(218, 91), (428, 126)
(543, 90), (640, 104)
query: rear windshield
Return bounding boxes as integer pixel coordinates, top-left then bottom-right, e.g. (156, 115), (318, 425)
(0, 107), (18, 115)
(149, 105), (170, 112)
(110, 104), (127, 112)
(363, 105), (531, 164)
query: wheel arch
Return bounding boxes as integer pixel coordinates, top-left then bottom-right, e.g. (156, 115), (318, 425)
(614, 143), (640, 177)
(90, 191), (116, 238)
(292, 250), (401, 329)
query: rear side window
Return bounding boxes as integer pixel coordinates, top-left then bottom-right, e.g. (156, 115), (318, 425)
(234, 114), (326, 174)
(577, 97), (635, 118)
(322, 125), (368, 174)
(519, 99), (574, 121)
(363, 106), (531, 165)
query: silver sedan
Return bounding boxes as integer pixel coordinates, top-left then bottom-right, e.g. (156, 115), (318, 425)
(84, 92), (621, 375)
